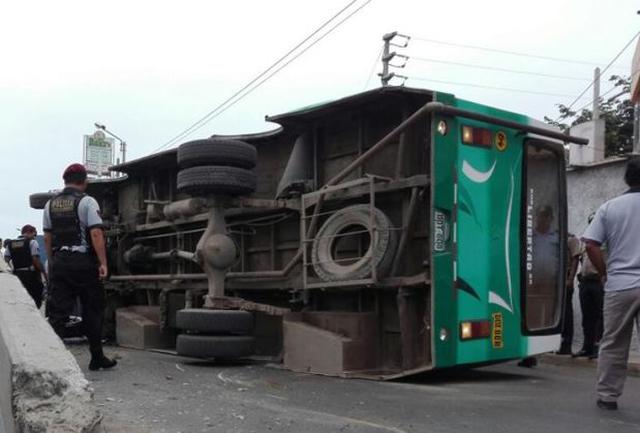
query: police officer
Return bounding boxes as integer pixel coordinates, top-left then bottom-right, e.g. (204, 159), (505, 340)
(3, 225), (47, 307)
(44, 163), (117, 371)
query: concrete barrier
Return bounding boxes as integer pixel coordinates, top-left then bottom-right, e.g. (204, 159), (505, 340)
(0, 273), (101, 433)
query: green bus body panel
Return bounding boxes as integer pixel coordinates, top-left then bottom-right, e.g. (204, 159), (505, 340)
(432, 94), (531, 368)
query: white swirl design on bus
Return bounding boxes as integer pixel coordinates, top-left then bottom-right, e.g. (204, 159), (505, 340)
(489, 165), (516, 313)
(461, 159), (497, 183)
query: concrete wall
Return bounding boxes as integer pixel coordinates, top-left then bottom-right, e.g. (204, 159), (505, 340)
(566, 157), (628, 238)
(0, 273), (101, 433)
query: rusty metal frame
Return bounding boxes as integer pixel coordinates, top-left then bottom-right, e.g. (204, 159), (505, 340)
(300, 101), (587, 274)
(301, 175), (386, 290)
(112, 101), (584, 285)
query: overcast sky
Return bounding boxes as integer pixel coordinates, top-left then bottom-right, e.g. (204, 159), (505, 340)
(1, 0), (638, 238)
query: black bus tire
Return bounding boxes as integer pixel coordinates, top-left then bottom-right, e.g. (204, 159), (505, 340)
(311, 204), (398, 282)
(176, 335), (255, 359)
(176, 309), (254, 335)
(29, 192), (55, 210)
(177, 166), (256, 196)
(178, 139), (257, 169)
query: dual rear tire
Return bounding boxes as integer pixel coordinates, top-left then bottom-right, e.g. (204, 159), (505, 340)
(176, 139), (257, 196)
(175, 309), (255, 360)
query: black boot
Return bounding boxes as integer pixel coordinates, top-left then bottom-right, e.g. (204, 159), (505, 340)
(555, 345), (572, 355)
(572, 347), (596, 358)
(596, 400), (618, 410)
(89, 355), (117, 371)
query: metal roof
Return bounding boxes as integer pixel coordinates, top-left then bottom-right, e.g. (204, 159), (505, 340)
(110, 147), (177, 174)
(110, 127), (286, 174)
(265, 86), (433, 125)
(110, 87), (433, 173)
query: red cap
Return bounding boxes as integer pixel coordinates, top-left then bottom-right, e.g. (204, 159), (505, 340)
(63, 163), (87, 179)
(21, 224), (36, 234)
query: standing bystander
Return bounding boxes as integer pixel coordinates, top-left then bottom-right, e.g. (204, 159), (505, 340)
(582, 157), (640, 410)
(557, 234), (581, 354)
(575, 213), (605, 359)
(3, 225), (47, 308)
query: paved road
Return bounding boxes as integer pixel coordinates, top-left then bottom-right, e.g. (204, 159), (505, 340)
(70, 346), (640, 433)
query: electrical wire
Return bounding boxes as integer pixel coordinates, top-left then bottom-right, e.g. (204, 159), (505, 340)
(560, 68), (639, 121)
(154, 0), (366, 153)
(363, 46), (383, 91)
(182, 0), (373, 134)
(569, 86), (621, 116)
(156, 0), (359, 151)
(409, 56), (590, 81)
(411, 36), (627, 68)
(557, 31), (640, 121)
(406, 76), (580, 98)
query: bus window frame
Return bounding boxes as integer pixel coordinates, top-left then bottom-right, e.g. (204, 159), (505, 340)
(519, 138), (567, 336)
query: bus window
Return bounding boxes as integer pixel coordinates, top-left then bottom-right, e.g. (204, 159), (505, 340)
(524, 142), (563, 332)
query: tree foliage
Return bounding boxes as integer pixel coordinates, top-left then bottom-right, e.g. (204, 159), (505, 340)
(545, 75), (634, 157)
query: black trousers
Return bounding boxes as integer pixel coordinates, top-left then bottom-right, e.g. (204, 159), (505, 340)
(47, 251), (105, 358)
(579, 277), (604, 352)
(14, 270), (44, 309)
(560, 285), (574, 350)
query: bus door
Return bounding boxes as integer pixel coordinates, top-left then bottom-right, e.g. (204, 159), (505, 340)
(522, 140), (567, 348)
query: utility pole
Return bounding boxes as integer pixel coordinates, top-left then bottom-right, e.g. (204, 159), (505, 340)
(380, 32), (409, 86)
(380, 32), (393, 86)
(633, 11), (640, 153)
(634, 101), (640, 154)
(593, 67), (601, 120)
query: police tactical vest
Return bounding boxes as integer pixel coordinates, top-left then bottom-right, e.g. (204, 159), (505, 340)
(50, 188), (86, 250)
(8, 238), (32, 269)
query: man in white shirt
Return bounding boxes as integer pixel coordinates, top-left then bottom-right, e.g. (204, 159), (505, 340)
(583, 158), (640, 410)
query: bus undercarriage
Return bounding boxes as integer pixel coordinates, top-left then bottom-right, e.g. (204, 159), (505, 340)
(31, 86), (587, 379)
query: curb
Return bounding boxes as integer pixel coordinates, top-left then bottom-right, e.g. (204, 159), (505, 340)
(0, 273), (102, 433)
(540, 353), (640, 377)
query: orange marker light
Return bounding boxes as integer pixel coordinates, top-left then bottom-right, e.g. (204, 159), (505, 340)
(460, 320), (491, 340)
(461, 125), (493, 147)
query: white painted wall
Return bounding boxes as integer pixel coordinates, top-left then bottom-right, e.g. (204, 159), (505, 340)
(566, 158), (628, 238)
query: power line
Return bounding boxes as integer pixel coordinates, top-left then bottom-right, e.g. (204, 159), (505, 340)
(153, 0), (362, 153)
(406, 76), (582, 98)
(363, 46), (383, 90)
(409, 56), (590, 81)
(557, 31), (640, 121)
(186, 0), (374, 131)
(569, 86), (622, 116)
(411, 36), (628, 68)
(565, 71), (639, 116)
(561, 69), (639, 121)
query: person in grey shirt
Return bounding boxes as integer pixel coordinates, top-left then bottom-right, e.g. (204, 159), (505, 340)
(582, 157), (640, 410)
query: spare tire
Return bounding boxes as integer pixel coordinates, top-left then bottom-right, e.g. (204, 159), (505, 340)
(176, 335), (255, 359)
(178, 139), (257, 169)
(177, 166), (256, 196)
(29, 192), (55, 210)
(176, 309), (254, 335)
(311, 204), (398, 282)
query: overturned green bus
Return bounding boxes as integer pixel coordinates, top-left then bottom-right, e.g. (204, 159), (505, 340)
(31, 86), (587, 379)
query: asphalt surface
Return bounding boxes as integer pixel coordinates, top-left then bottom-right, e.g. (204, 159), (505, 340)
(68, 346), (640, 433)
